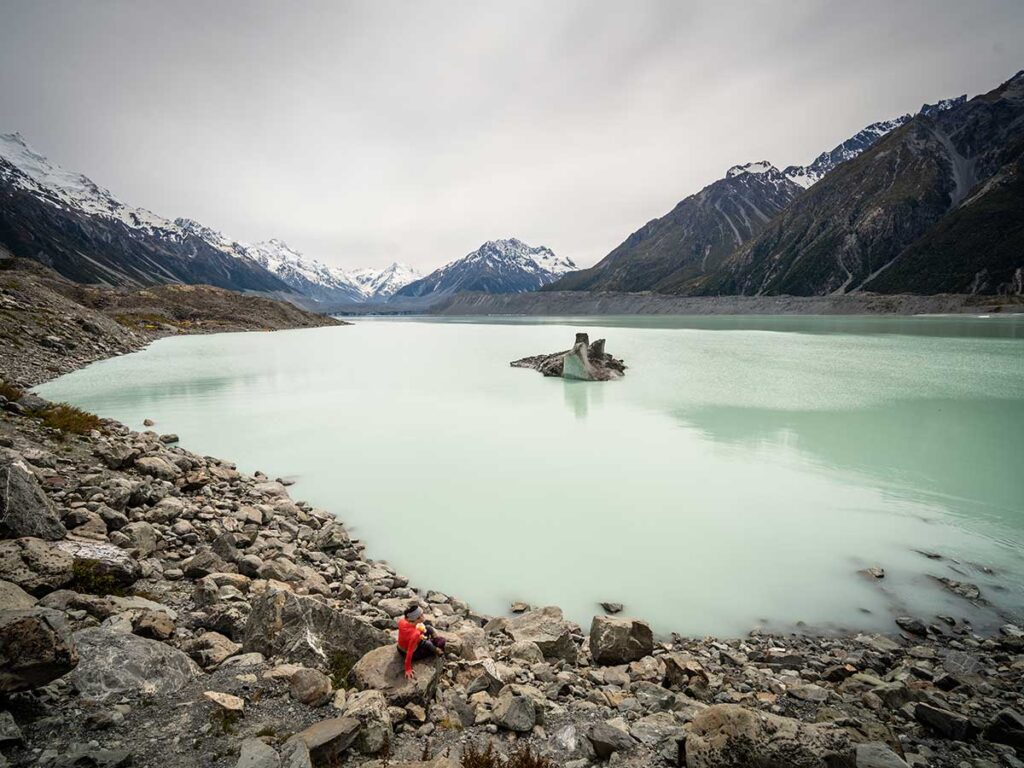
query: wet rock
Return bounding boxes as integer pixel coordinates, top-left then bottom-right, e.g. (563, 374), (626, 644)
(0, 537), (74, 595)
(511, 333), (626, 381)
(68, 627), (201, 700)
(491, 687), (537, 732)
(600, 601), (623, 614)
(590, 615), (654, 665)
(914, 702), (973, 740)
(509, 606), (578, 664)
(243, 588), (389, 668)
(349, 644), (440, 706)
(895, 616), (927, 635)
(0, 607), (78, 692)
(0, 455), (67, 540)
(684, 704), (855, 768)
(290, 667), (333, 707)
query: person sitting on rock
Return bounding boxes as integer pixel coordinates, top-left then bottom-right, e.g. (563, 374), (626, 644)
(397, 603), (446, 679)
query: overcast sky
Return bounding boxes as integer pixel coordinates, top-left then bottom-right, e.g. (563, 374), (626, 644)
(1, 1), (1022, 271)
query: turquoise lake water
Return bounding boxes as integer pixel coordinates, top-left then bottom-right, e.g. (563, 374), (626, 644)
(37, 315), (1024, 636)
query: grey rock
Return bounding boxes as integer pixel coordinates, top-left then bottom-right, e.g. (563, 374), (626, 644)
(0, 607), (78, 692)
(134, 455), (181, 481)
(243, 588), (389, 669)
(120, 521), (157, 557)
(855, 742), (909, 768)
(685, 704), (855, 768)
(55, 537), (141, 589)
(590, 615), (654, 665)
(287, 716), (360, 767)
(983, 708), (1024, 750)
(0, 537), (74, 596)
(236, 738), (280, 768)
(94, 443), (137, 470)
(349, 644), (440, 706)
(290, 667), (333, 707)
(184, 630), (241, 668)
(509, 606), (578, 664)
(0, 579), (36, 609)
(895, 616), (927, 635)
(0, 710), (22, 745)
(588, 719), (635, 759)
(913, 702), (972, 741)
(491, 688), (537, 732)
(0, 456), (66, 540)
(337, 689), (392, 754)
(600, 601), (623, 614)
(68, 627), (201, 700)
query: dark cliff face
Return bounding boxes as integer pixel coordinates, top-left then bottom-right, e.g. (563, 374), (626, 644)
(549, 165), (802, 294)
(0, 170), (292, 294)
(702, 72), (1024, 297)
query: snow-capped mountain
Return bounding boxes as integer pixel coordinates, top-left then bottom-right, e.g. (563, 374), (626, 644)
(0, 132), (416, 304)
(395, 239), (575, 301)
(347, 262), (422, 300)
(783, 96), (967, 188)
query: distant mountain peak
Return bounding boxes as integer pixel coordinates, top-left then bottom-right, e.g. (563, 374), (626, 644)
(726, 161), (779, 178)
(395, 238), (575, 301)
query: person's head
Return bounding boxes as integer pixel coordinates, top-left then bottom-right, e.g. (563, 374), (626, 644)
(404, 603), (424, 623)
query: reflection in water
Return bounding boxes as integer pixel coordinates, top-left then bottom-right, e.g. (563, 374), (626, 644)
(37, 317), (1024, 635)
(562, 380), (605, 419)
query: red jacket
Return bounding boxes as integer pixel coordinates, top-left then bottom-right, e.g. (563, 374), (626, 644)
(397, 618), (423, 674)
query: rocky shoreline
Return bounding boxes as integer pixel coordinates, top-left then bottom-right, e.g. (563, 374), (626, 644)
(1, 311), (1023, 767)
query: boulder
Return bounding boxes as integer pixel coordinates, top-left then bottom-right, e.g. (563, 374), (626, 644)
(984, 708), (1024, 750)
(236, 737), (280, 768)
(684, 704), (855, 768)
(134, 455), (181, 481)
(55, 537), (141, 590)
(94, 443), (138, 470)
(185, 631), (242, 668)
(349, 644), (440, 706)
(243, 588), (389, 669)
(339, 689), (392, 753)
(662, 652), (710, 691)
(588, 719), (635, 759)
(290, 667), (333, 707)
(0, 607), (78, 692)
(0, 537), (74, 595)
(914, 702), (973, 740)
(120, 521), (157, 557)
(0, 579), (36, 609)
(511, 333), (626, 381)
(855, 743), (909, 768)
(590, 616), (654, 665)
(68, 627), (201, 700)
(509, 606), (578, 663)
(0, 456), (66, 540)
(491, 687), (537, 732)
(287, 716), (360, 767)
(0, 709), (22, 745)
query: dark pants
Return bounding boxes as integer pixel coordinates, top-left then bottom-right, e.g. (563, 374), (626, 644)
(398, 635), (446, 661)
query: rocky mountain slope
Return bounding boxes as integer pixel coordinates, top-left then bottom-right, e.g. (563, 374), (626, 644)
(395, 238), (574, 302)
(704, 71), (1024, 296)
(548, 95), (968, 297)
(0, 133), (417, 306)
(548, 163), (802, 293)
(0, 256), (341, 386)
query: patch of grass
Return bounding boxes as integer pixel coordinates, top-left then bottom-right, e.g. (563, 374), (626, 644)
(329, 650), (358, 690)
(0, 381), (22, 401)
(112, 312), (174, 331)
(255, 725), (277, 739)
(71, 560), (126, 597)
(38, 403), (103, 436)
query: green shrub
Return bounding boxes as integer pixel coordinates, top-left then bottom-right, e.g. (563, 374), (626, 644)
(328, 650), (358, 690)
(38, 403), (103, 436)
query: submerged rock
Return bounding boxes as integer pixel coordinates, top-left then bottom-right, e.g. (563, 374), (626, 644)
(511, 332), (626, 381)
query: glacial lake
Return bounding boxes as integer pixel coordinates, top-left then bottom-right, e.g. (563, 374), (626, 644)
(37, 315), (1024, 637)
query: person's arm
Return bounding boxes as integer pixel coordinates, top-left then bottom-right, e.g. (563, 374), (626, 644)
(404, 626), (421, 677)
